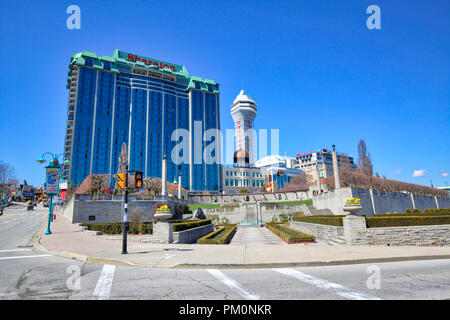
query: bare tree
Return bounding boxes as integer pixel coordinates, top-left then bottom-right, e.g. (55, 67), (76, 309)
(144, 177), (162, 195)
(0, 160), (16, 196)
(114, 143), (128, 194)
(88, 174), (109, 198)
(357, 140), (373, 176)
(279, 173), (309, 192)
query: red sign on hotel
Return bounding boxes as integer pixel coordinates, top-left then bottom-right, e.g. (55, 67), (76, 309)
(127, 53), (176, 71)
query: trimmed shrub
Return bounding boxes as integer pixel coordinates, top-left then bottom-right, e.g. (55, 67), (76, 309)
(366, 216), (450, 228)
(172, 219), (211, 232)
(292, 215), (344, 227)
(82, 222), (153, 234)
(405, 209), (413, 214)
(413, 208), (421, 214)
(197, 225), (237, 244)
(266, 223), (315, 243)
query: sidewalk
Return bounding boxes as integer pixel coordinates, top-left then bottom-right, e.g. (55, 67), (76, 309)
(35, 215), (450, 269)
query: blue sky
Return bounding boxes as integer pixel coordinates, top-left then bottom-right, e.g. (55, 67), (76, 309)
(0, 0), (448, 187)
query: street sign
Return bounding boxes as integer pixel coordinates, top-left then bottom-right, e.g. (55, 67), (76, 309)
(45, 167), (60, 195)
(116, 173), (125, 189)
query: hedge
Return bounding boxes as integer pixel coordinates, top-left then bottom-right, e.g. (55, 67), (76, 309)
(376, 208), (450, 216)
(366, 216), (450, 228)
(82, 222), (153, 234)
(266, 223), (315, 243)
(197, 225), (237, 244)
(172, 219), (212, 232)
(292, 215), (344, 227)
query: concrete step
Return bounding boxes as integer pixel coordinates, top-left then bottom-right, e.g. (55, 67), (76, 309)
(308, 206), (334, 216)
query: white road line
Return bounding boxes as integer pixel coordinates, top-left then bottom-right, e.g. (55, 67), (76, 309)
(0, 254), (52, 260)
(0, 249), (32, 253)
(273, 268), (381, 300)
(207, 269), (260, 300)
(92, 264), (116, 300)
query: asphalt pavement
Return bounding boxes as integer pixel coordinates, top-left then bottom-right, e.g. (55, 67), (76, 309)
(0, 204), (450, 300)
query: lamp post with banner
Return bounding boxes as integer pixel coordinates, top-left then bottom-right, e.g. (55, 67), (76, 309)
(37, 152), (71, 235)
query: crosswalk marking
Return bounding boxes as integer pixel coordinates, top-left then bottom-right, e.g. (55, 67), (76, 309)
(0, 249), (32, 253)
(207, 269), (260, 300)
(273, 268), (381, 300)
(0, 254), (52, 260)
(92, 264), (116, 300)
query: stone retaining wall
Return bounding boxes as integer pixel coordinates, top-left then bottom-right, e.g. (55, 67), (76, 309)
(289, 221), (344, 243)
(188, 190), (310, 204)
(153, 221), (214, 244)
(313, 187), (450, 216)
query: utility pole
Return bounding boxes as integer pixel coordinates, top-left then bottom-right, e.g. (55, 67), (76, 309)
(122, 165), (129, 254)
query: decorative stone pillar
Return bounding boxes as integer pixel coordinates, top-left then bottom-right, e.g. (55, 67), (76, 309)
(410, 193), (416, 210)
(315, 165), (322, 194)
(178, 175), (182, 199)
(161, 154), (167, 196)
(153, 221), (173, 243)
(332, 144), (341, 190)
(343, 215), (367, 245)
(434, 196), (439, 209)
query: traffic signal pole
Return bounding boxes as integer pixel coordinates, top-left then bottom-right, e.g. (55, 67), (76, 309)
(122, 165), (128, 254)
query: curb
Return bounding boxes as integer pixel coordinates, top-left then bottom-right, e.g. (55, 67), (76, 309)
(171, 255), (450, 269)
(31, 220), (450, 269)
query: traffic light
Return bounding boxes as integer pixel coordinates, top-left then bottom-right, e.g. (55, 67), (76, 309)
(134, 171), (143, 189)
(116, 173), (125, 189)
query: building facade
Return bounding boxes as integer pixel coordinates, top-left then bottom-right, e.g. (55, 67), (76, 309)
(222, 166), (265, 193)
(64, 49), (222, 192)
(294, 148), (357, 189)
(230, 90), (257, 167)
(255, 155), (304, 191)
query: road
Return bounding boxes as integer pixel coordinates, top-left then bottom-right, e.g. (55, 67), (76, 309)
(0, 204), (449, 300)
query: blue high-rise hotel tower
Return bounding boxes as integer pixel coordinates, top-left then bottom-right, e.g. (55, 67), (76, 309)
(64, 49), (222, 192)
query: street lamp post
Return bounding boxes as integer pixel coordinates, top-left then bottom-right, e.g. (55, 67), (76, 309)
(37, 152), (71, 235)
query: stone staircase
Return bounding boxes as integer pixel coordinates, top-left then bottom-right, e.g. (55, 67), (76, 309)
(308, 206), (334, 216)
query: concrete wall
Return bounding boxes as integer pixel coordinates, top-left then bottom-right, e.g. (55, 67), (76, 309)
(153, 221), (214, 244)
(64, 194), (186, 223)
(290, 221), (344, 243)
(204, 204), (311, 224)
(290, 215), (450, 246)
(173, 224), (214, 244)
(313, 187), (450, 216)
(342, 215), (450, 246)
(188, 190), (311, 204)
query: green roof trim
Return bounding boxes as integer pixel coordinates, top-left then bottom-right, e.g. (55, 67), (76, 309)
(68, 49), (219, 93)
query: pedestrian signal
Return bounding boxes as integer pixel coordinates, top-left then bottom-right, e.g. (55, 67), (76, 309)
(134, 171), (143, 189)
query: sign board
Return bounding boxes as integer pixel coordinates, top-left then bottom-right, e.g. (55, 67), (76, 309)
(116, 173), (125, 189)
(45, 167), (60, 195)
(53, 197), (63, 204)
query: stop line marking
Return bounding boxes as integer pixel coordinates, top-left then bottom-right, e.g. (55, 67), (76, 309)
(273, 268), (381, 300)
(0, 254), (52, 260)
(0, 249), (32, 253)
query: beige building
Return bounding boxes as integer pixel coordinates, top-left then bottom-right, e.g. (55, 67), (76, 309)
(294, 148), (357, 191)
(222, 166), (265, 193)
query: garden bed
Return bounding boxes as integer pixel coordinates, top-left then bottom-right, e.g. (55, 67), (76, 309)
(197, 225), (237, 244)
(266, 223), (315, 243)
(292, 215), (345, 227)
